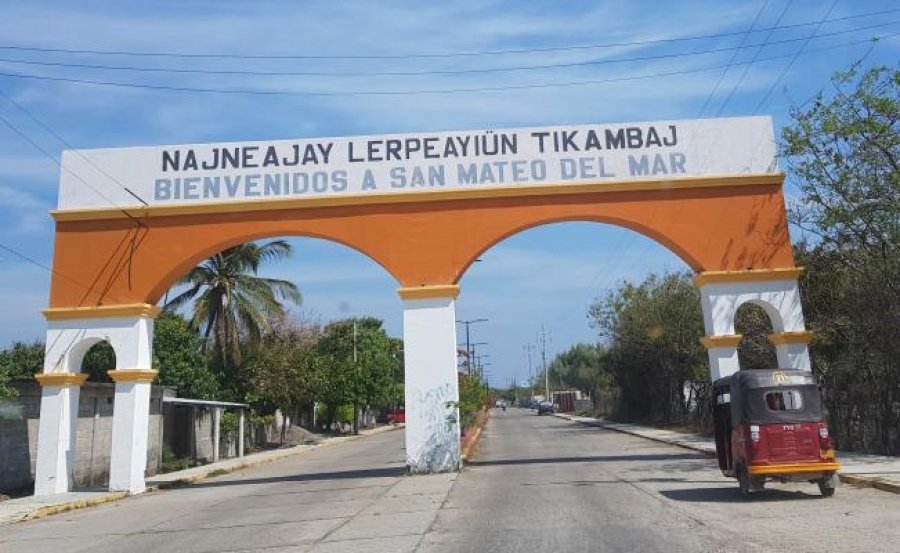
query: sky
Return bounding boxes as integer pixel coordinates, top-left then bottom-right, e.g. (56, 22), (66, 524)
(0, 0), (897, 389)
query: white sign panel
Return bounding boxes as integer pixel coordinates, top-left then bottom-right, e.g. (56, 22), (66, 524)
(58, 116), (777, 211)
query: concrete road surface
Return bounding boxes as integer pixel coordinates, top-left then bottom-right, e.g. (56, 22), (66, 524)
(2, 411), (897, 552)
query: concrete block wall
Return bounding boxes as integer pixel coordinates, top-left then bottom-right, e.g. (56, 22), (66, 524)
(0, 381), (166, 493)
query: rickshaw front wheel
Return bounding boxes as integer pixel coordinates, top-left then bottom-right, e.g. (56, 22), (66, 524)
(817, 474), (838, 498)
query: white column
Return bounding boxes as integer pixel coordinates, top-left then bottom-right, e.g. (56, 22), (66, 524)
(770, 331), (813, 371)
(238, 409), (245, 458)
(212, 407), (221, 463)
(108, 372), (156, 493)
(33, 373), (88, 496)
(102, 308), (158, 494)
(700, 336), (742, 381)
(400, 285), (461, 474)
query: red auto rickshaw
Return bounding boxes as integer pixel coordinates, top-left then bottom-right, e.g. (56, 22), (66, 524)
(713, 369), (840, 497)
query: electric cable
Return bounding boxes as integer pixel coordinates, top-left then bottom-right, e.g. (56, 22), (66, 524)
(0, 20), (891, 78)
(0, 8), (893, 60)
(0, 34), (893, 97)
(716, 0), (795, 116)
(753, 0), (840, 114)
(698, 0), (771, 117)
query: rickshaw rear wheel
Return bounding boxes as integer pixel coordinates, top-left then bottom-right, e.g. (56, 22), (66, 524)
(737, 466), (752, 498)
(817, 474), (837, 498)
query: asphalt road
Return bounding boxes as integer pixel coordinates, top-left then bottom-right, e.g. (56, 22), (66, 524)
(422, 409), (900, 553)
(1, 410), (897, 552)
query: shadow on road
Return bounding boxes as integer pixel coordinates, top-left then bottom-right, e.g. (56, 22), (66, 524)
(466, 452), (701, 467)
(660, 486), (822, 503)
(185, 466), (407, 489)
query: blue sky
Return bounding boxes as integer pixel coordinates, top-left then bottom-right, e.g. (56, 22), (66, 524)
(0, 0), (897, 388)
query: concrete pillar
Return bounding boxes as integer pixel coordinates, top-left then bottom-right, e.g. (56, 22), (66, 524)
(700, 335), (742, 381)
(212, 407), (221, 463)
(695, 268), (811, 380)
(770, 331), (813, 371)
(33, 373), (88, 496)
(108, 370), (157, 493)
(238, 409), (245, 458)
(399, 285), (461, 473)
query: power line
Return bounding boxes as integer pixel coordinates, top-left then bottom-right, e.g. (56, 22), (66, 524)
(753, 0), (840, 114)
(0, 89), (148, 206)
(0, 21), (892, 78)
(697, 0), (771, 117)
(0, 110), (147, 226)
(0, 242), (129, 305)
(0, 8), (894, 61)
(0, 33), (892, 98)
(716, 0), (795, 116)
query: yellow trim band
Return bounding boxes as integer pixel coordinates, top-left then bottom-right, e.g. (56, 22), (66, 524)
(700, 334), (743, 348)
(693, 267), (803, 287)
(35, 373), (89, 387)
(398, 285), (461, 300)
(748, 462), (841, 476)
(768, 331), (813, 345)
(43, 304), (161, 321)
(51, 173), (784, 222)
(108, 369), (158, 383)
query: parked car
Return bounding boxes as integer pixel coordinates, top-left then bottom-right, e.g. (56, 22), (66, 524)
(537, 401), (554, 415)
(386, 408), (405, 424)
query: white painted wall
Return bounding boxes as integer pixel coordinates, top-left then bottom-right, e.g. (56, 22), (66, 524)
(402, 296), (461, 473)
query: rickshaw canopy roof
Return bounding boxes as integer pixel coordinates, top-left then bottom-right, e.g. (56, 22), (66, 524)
(714, 370), (824, 424)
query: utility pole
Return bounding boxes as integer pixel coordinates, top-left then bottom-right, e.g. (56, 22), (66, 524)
(524, 344), (534, 399)
(456, 319), (488, 375)
(352, 319), (359, 435)
(541, 325), (549, 402)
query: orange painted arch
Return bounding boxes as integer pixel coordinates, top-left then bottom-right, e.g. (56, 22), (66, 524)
(47, 174), (795, 309)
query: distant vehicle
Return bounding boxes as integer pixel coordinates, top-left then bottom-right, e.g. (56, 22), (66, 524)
(713, 370), (840, 497)
(386, 408), (405, 424)
(537, 401), (554, 415)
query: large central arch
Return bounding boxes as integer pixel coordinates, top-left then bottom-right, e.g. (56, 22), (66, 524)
(34, 117), (813, 497)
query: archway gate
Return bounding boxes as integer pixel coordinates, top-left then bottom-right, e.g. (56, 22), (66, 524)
(35, 116), (812, 496)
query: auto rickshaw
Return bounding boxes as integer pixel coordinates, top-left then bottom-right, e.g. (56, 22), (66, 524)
(713, 369), (840, 497)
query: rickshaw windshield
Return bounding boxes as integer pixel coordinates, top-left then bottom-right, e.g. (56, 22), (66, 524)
(738, 384), (823, 424)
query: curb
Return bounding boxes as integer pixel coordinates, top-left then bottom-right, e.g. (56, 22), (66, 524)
(4, 423), (405, 524)
(554, 413), (900, 495)
(20, 491), (129, 522)
(461, 410), (490, 462)
(838, 474), (900, 494)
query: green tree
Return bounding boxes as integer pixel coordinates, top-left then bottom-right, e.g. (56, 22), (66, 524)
(164, 240), (302, 373)
(589, 272), (707, 423)
(315, 317), (402, 433)
(547, 343), (612, 402)
(153, 312), (219, 400)
(781, 65), (899, 454)
(0, 341), (44, 399)
(244, 320), (321, 443)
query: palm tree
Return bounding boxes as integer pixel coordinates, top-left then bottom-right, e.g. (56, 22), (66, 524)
(164, 240), (302, 368)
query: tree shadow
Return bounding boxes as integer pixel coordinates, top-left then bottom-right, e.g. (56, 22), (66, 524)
(171, 465), (407, 489)
(467, 452), (701, 467)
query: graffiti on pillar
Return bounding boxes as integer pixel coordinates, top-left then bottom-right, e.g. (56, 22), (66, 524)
(408, 382), (460, 473)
